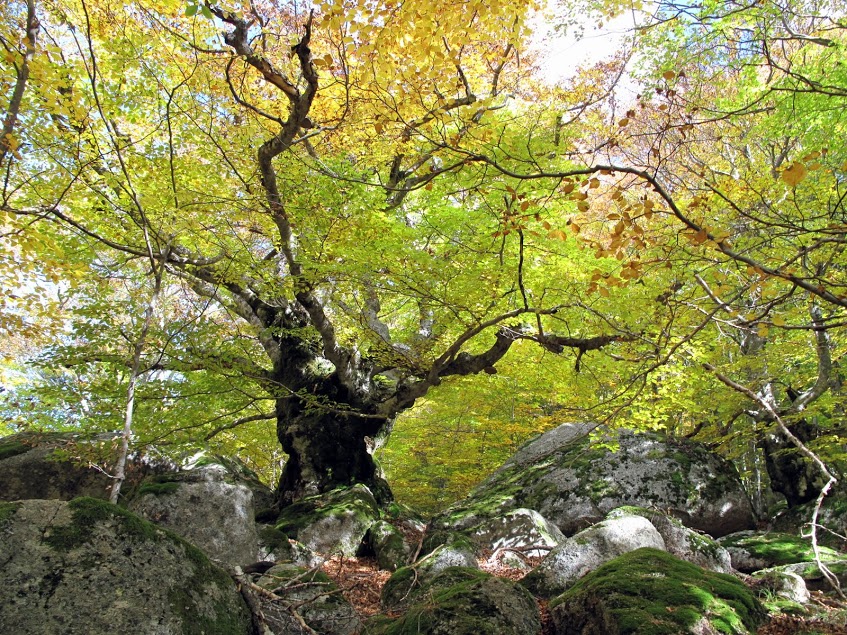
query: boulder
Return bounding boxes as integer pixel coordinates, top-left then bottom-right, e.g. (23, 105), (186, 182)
(369, 567), (541, 635)
(609, 507), (733, 573)
(381, 542), (479, 611)
(771, 496), (847, 550)
(0, 432), (162, 502)
(257, 525), (323, 568)
(275, 484), (380, 556)
(254, 562), (361, 635)
(367, 520), (411, 571)
(129, 462), (259, 568)
(432, 424), (755, 539)
(752, 568), (810, 604)
(470, 507), (566, 558)
(549, 548), (767, 635)
(521, 513), (666, 597)
(778, 560), (847, 593)
(0, 498), (251, 634)
(717, 531), (842, 573)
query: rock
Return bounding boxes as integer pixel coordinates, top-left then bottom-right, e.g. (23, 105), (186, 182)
(275, 484), (380, 556)
(255, 563), (361, 635)
(129, 462), (259, 568)
(381, 542), (479, 610)
(368, 520), (410, 571)
(752, 568), (810, 604)
(470, 508), (566, 558)
(521, 513), (666, 597)
(257, 525), (323, 568)
(779, 560), (847, 592)
(431, 424), (755, 539)
(717, 531), (842, 573)
(609, 507), (733, 573)
(771, 496), (847, 550)
(0, 498), (251, 634)
(0, 432), (164, 503)
(369, 567), (541, 635)
(549, 548), (767, 635)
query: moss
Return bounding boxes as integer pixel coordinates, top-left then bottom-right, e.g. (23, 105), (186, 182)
(0, 439), (30, 461)
(550, 548), (766, 635)
(0, 501), (21, 528)
(275, 485), (378, 538)
(45, 497), (160, 552)
(721, 533), (839, 567)
(375, 567), (537, 635)
(258, 525), (290, 551)
(137, 481), (181, 496)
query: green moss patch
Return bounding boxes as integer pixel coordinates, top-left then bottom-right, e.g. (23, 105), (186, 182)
(0, 439), (30, 461)
(0, 501), (21, 528)
(371, 567), (539, 635)
(721, 532), (840, 568)
(275, 485), (378, 537)
(45, 497), (160, 551)
(550, 548), (766, 634)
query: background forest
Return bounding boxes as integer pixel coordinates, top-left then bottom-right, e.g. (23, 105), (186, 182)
(0, 0), (845, 513)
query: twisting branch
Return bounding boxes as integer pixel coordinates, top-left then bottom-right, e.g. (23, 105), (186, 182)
(0, 0), (39, 169)
(704, 362), (843, 598)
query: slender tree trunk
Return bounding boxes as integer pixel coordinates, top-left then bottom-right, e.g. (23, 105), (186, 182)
(109, 251), (168, 503)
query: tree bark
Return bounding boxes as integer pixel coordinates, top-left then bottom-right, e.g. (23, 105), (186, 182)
(760, 418), (824, 508)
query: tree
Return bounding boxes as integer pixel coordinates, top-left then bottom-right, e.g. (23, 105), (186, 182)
(3, 0), (663, 505)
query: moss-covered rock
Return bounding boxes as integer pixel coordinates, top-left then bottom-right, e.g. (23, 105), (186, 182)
(129, 463), (260, 568)
(521, 513), (666, 598)
(382, 543), (479, 610)
(771, 496), (847, 551)
(608, 507), (733, 573)
(254, 562), (362, 635)
(368, 520), (411, 571)
(430, 424), (754, 541)
(0, 431), (160, 503)
(275, 483), (380, 556)
(0, 498), (251, 634)
(549, 548), (767, 634)
(718, 531), (842, 573)
(367, 567), (541, 635)
(779, 560), (847, 593)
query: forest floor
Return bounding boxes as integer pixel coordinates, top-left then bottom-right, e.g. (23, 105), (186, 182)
(319, 553), (847, 635)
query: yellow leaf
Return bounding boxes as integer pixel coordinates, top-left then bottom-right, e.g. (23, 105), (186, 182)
(547, 229), (567, 240)
(662, 70), (675, 81)
(772, 316), (786, 327)
(618, 118), (629, 127)
(781, 162), (807, 187)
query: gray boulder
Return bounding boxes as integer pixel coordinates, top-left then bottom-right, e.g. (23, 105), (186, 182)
(471, 507), (565, 558)
(382, 542), (479, 610)
(0, 498), (250, 635)
(275, 484), (380, 556)
(369, 567), (540, 635)
(0, 432), (162, 502)
(752, 568), (810, 604)
(432, 424), (755, 538)
(129, 462), (259, 568)
(549, 548), (767, 635)
(257, 525), (324, 568)
(521, 513), (666, 597)
(608, 507), (733, 573)
(254, 563), (361, 635)
(368, 520), (411, 571)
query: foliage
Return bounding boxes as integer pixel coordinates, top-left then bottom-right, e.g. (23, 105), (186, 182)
(0, 0), (844, 509)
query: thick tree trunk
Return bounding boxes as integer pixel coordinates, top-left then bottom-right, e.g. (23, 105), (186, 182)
(760, 418), (824, 508)
(274, 391), (393, 506)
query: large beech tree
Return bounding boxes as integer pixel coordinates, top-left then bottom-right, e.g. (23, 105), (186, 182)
(2, 0), (844, 508)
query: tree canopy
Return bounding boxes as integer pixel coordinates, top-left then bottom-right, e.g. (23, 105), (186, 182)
(1, 0), (844, 510)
